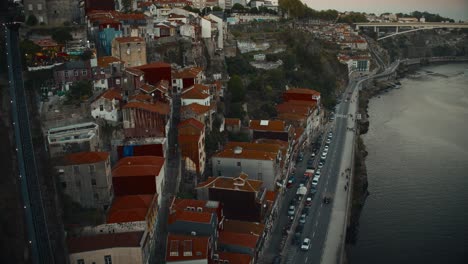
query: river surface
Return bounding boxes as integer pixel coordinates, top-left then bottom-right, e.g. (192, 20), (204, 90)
(350, 63), (468, 264)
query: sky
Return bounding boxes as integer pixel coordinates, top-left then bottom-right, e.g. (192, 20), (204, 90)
(302, 0), (468, 21)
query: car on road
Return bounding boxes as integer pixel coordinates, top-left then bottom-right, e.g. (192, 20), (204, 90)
(310, 152), (316, 158)
(301, 238), (311, 251)
(302, 206), (310, 215)
(310, 187), (317, 195)
(287, 179), (295, 188)
(321, 153), (327, 160)
(307, 165), (314, 170)
(299, 214), (307, 224)
(305, 196), (312, 206)
(326, 138), (331, 144)
(328, 132), (333, 138)
(273, 256), (282, 264)
(318, 162), (324, 169)
(307, 159), (314, 166)
(312, 178), (319, 186)
(288, 205), (295, 216)
(323, 196), (332, 204)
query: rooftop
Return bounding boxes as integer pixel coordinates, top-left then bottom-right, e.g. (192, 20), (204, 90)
(135, 62), (171, 70)
(125, 67), (145, 76)
(225, 118), (241, 126)
(219, 231), (259, 249)
(173, 67), (203, 79)
(181, 103), (211, 115)
(93, 88), (122, 102)
(97, 56), (123, 68)
(249, 119), (286, 132)
(178, 118), (204, 131)
(123, 101), (170, 115)
(166, 234), (210, 262)
(62, 152), (109, 165)
(67, 231), (144, 254)
(181, 86), (210, 100)
(107, 194), (156, 224)
(284, 88), (321, 96)
(223, 219), (265, 236)
(196, 174), (263, 193)
(217, 252), (253, 264)
(112, 156), (165, 177)
(214, 143), (280, 161)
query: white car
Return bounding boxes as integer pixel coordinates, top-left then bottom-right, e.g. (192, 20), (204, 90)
(301, 238), (311, 251)
(288, 205), (295, 216)
(312, 178), (319, 186)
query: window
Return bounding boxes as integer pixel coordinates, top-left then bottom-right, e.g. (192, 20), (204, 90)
(38, 16), (43, 23)
(99, 105), (104, 111)
(37, 4), (42, 10)
(82, 70), (87, 76)
(76, 180), (81, 188)
(89, 165), (95, 173)
(73, 166), (80, 175)
(104, 255), (112, 264)
(77, 260), (84, 264)
(217, 160), (220, 165)
(28, 4), (32, 11)
(237, 162), (241, 166)
(64, 71), (68, 78)
(258, 173), (263, 180)
(115, 79), (120, 85)
(91, 179), (96, 186)
(74, 71), (79, 77)
(218, 171), (221, 176)
(123, 78), (128, 83)
(101, 79), (105, 84)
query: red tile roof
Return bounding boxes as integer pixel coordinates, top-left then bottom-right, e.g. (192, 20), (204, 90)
(223, 219), (265, 236)
(94, 88), (122, 102)
(217, 251), (253, 264)
(181, 103), (211, 115)
(112, 156), (165, 177)
(114, 36), (145, 43)
(265, 190), (277, 203)
(125, 67), (145, 76)
(178, 118), (204, 131)
(284, 88), (320, 96)
(181, 86), (210, 100)
(136, 62), (171, 70)
(249, 120), (286, 132)
(219, 231), (259, 249)
(123, 101), (170, 115)
(67, 231), (144, 254)
(168, 210), (213, 224)
(97, 56), (123, 68)
(173, 67), (203, 79)
(107, 194), (156, 223)
(196, 174), (263, 193)
(63, 152), (109, 165)
(166, 234), (210, 262)
(129, 93), (153, 102)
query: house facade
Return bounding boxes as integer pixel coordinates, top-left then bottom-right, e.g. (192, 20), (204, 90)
(91, 88), (123, 122)
(178, 118), (206, 177)
(56, 152), (113, 209)
(111, 36), (147, 67)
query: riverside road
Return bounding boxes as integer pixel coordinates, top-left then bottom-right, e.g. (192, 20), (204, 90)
(281, 61), (401, 264)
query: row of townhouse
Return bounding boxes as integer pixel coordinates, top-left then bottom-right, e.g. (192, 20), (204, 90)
(161, 171), (279, 263)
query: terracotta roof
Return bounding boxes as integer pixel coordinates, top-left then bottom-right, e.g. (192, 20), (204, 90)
(94, 88), (122, 102)
(67, 231), (144, 254)
(138, 1), (153, 7)
(249, 120), (286, 132)
(217, 252), (253, 264)
(284, 88), (320, 96)
(168, 210), (213, 224)
(155, 80), (169, 93)
(181, 103), (211, 115)
(107, 194), (155, 223)
(286, 100), (318, 107)
(97, 56), (123, 68)
(125, 67), (145, 76)
(276, 102), (312, 116)
(116, 12), (146, 20)
(214, 147), (277, 161)
(181, 86), (210, 100)
(170, 198), (220, 214)
(219, 231), (259, 249)
(114, 36), (145, 43)
(136, 62), (171, 70)
(294, 127), (304, 140)
(168, 13), (187, 19)
(63, 152), (109, 165)
(130, 92), (153, 102)
(140, 83), (156, 93)
(112, 156), (165, 177)
(278, 112), (306, 122)
(223, 219), (265, 236)
(123, 101), (170, 115)
(265, 190), (277, 203)
(225, 141), (281, 155)
(166, 234), (210, 262)
(178, 118), (204, 131)
(173, 67), (203, 79)
(196, 175), (263, 193)
(225, 118), (240, 126)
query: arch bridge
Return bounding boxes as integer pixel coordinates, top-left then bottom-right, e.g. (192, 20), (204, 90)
(355, 22), (468, 40)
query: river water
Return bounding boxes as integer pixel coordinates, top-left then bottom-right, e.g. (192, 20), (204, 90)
(350, 63), (468, 264)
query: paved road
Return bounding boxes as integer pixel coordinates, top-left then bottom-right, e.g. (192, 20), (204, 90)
(285, 61), (402, 264)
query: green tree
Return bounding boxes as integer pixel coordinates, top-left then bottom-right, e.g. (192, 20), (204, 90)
(66, 81), (93, 103)
(232, 3), (245, 11)
(228, 75), (245, 102)
(121, 0), (133, 13)
(212, 6), (223, 12)
(20, 39), (41, 67)
(52, 28), (73, 44)
(26, 14), (38, 26)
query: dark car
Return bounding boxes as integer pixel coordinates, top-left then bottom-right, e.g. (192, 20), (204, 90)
(307, 159), (314, 166)
(273, 256), (282, 264)
(302, 206), (310, 215)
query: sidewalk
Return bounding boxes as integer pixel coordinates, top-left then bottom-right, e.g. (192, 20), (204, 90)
(320, 88), (358, 264)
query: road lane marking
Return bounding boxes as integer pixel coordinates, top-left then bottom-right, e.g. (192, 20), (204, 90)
(305, 257), (308, 263)
(315, 221), (319, 227)
(313, 231), (316, 237)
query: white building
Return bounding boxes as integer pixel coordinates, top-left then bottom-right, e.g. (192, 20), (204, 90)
(91, 88), (122, 122)
(200, 17), (212, 39)
(47, 122), (100, 158)
(207, 13), (224, 49)
(181, 84), (211, 106)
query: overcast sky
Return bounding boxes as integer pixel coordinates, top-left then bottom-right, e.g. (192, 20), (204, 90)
(302, 0), (468, 21)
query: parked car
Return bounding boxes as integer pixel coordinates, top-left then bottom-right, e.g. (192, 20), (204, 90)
(318, 162), (324, 169)
(310, 186), (317, 195)
(302, 206), (310, 215)
(299, 214), (307, 224)
(287, 179), (294, 188)
(326, 138), (331, 144)
(288, 205), (295, 216)
(307, 159), (314, 166)
(310, 152), (316, 158)
(312, 178), (319, 186)
(273, 256), (282, 264)
(301, 238), (311, 251)
(305, 196), (312, 206)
